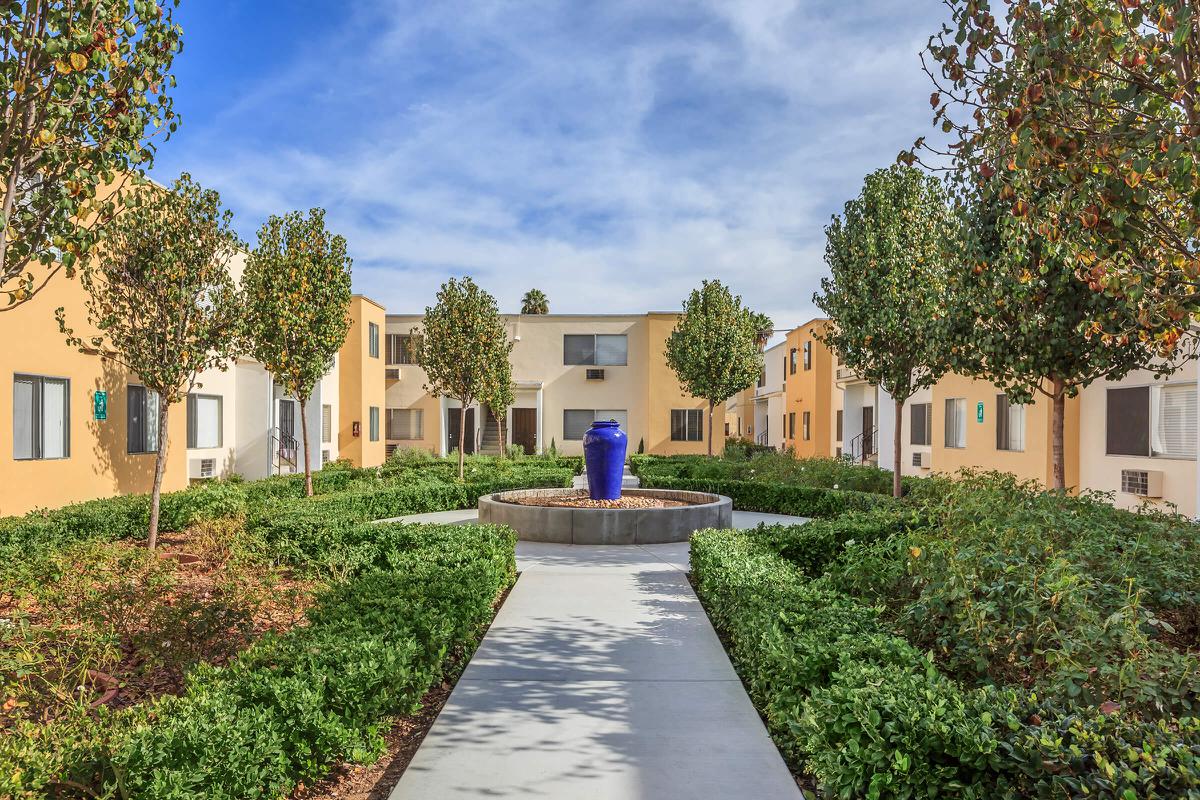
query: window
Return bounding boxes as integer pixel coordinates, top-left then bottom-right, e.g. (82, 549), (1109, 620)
(803, 341), (812, 371)
(910, 403), (932, 446)
(368, 406), (380, 441)
(788, 411), (796, 439)
(671, 409), (703, 441)
(1107, 384), (1197, 459)
(368, 322), (380, 358)
(996, 394), (1025, 452)
(387, 408), (424, 440)
(836, 410), (843, 442)
(563, 409), (628, 440)
(789, 348), (798, 375)
(757, 369), (765, 388)
(563, 334), (627, 366)
(127, 385), (160, 454)
(13, 374), (69, 460)
(944, 398), (966, 449)
(186, 394), (222, 449)
(802, 411), (811, 441)
(386, 334), (416, 365)
(725, 422), (731, 436)
(321, 404), (332, 444)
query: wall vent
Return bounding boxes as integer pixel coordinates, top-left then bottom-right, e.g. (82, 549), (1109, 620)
(199, 458), (215, 478)
(1121, 469), (1163, 498)
(586, 368), (605, 380)
(321, 449), (331, 465)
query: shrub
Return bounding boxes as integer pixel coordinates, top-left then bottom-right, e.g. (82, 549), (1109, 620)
(160, 480), (249, 532)
(642, 475), (892, 518)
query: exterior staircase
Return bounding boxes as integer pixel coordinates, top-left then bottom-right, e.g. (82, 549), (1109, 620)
(479, 412), (503, 456)
(573, 465), (640, 491)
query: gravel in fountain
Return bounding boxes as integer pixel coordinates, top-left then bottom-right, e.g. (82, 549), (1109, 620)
(503, 493), (688, 509)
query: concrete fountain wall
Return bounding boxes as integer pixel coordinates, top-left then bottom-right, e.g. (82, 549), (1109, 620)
(478, 487), (733, 545)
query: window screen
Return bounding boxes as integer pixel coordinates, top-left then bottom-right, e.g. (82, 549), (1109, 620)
(1106, 386), (1149, 456)
(387, 408), (424, 440)
(386, 334), (416, 365)
(995, 394), (1025, 451)
(368, 323), (380, 358)
(803, 341), (812, 370)
(910, 403), (931, 446)
(369, 406), (380, 441)
(594, 335), (627, 365)
(322, 404), (332, 443)
(187, 394), (222, 449)
(670, 409), (703, 441)
(563, 409), (594, 440)
(802, 411), (811, 441)
(564, 334), (627, 365)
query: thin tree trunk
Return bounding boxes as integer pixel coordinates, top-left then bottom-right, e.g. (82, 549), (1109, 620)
(707, 400), (714, 456)
(299, 397), (313, 497)
(458, 403), (466, 480)
(147, 401), (170, 551)
(498, 414), (507, 459)
(893, 397), (904, 499)
(1051, 377), (1066, 491)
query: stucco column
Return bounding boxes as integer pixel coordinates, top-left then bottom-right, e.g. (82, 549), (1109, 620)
(876, 386), (896, 475)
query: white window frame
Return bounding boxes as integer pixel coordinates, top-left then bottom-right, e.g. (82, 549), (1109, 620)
(563, 334), (628, 366)
(944, 398), (966, 449)
(186, 393), (223, 449)
(13, 373), (70, 460)
(670, 408), (704, 442)
(127, 384), (161, 455)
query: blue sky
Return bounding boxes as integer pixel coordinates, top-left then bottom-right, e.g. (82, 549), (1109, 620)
(151, 1), (947, 331)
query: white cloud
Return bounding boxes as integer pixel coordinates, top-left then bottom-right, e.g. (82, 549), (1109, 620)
(154, 0), (949, 332)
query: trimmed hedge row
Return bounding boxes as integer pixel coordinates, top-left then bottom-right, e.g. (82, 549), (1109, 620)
(1, 523), (518, 800)
(692, 526), (1200, 798)
(637, 474), (892, 518)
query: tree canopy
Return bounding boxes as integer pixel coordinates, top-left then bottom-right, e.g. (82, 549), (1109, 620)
(520, 288), (548, 315)
(415, 277), (512, 478)
(242, 208), (353, 497)
(58, 173), (242, 548)
(665, 279), (764, 456)
(814, 165), (957, 496)
(1, 1), (183, 308)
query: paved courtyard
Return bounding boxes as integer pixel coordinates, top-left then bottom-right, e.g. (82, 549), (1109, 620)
(386, 511), (806, 800)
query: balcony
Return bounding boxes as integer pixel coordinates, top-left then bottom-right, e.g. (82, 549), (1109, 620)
(836, 365), (868, 386)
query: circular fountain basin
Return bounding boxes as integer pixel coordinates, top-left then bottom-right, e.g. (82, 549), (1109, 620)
(478, 487), (732, 545)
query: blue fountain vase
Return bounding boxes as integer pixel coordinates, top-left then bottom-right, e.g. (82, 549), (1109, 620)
(583, 419), (628, 500)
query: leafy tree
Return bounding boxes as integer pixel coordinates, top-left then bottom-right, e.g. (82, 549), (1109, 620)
(914, 0), (1200, 351)
(243, 209), (352, 497)
(950, 190), (1182, 490)
(414, 277), (512, 478)
(57, 174), (241, 549)
(1, 1), (182, 308)
(814, 165), (956, 498)
(520, 288), (548, 315)
(665, 279), (764, 456)
(481, 364), (515, 458)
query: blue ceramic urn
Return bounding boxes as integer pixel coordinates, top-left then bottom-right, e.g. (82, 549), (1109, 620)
(583, 419), (628, 500)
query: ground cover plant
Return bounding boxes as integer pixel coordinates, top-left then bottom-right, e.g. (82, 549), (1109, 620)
(0, 451), (571, 799)
(691, 463), (1200, 799)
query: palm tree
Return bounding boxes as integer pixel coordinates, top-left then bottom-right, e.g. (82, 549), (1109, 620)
(751, 312), (774, 350)
(520, 288), (549, 315)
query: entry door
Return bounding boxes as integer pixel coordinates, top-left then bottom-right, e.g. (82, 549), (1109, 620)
(862, 406), (874, 457)
(278, 399), (296, 440)
(447, 407), (476, 455)
(512, 408), (537, 455)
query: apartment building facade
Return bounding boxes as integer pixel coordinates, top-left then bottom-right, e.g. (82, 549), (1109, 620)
(726, 340), (786, 449)
(1, 257), (344, 517)
(380, 312), (722, 459)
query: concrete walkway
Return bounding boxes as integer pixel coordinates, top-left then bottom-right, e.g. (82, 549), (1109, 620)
(386, 511), (807, 800)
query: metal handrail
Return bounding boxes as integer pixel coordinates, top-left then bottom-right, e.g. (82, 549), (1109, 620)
(847, 426), (877, 464)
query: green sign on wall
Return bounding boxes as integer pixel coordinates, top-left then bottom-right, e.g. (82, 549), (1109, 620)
(93, 391), (108, 421)
(976, 401), (984, 424)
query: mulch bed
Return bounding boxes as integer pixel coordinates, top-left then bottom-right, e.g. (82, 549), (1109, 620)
(507, 495), (688, 509)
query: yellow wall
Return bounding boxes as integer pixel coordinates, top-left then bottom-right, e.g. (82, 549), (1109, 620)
(931, 373), (1080, 490)
(645, 313), (725, 455)
(782, 319), (834, 458)
(0, 265), (188, 516)
(337, 295), (387, 467)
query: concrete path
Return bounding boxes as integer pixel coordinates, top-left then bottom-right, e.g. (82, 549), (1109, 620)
(387, 516), (807, 800)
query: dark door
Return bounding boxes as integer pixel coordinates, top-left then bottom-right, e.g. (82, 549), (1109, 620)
(447, 407), (477, 455)
(512, 408), (537, 455)
(862, 406), (874, 457)
(278, 399), (295, 439)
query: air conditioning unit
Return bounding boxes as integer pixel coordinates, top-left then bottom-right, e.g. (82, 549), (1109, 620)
(189, 457), (216, 479)
(321, 449), (331, 465)
(385, 368), (400, 380)
(912, 451), (931, 469)
(386, 444), (398, 458)
(586, 368), (605, 380)
(1121, 469), (1163, 498)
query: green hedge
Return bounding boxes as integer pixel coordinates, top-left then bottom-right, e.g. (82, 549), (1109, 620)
(639, 475), (892, 518)
(0, 524), (517, 800)
(692, 526), (1200, 798)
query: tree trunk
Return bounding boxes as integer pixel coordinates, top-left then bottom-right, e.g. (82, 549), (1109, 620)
(498, 414), (507, 459)
(458, 403), (466, 480)
(1051, 377), (1066, 491)
(707, 400), (714, 456)
(299, 397), (313, 497)
(893, 397), (904, 499)
(147, 401), (170, 551)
